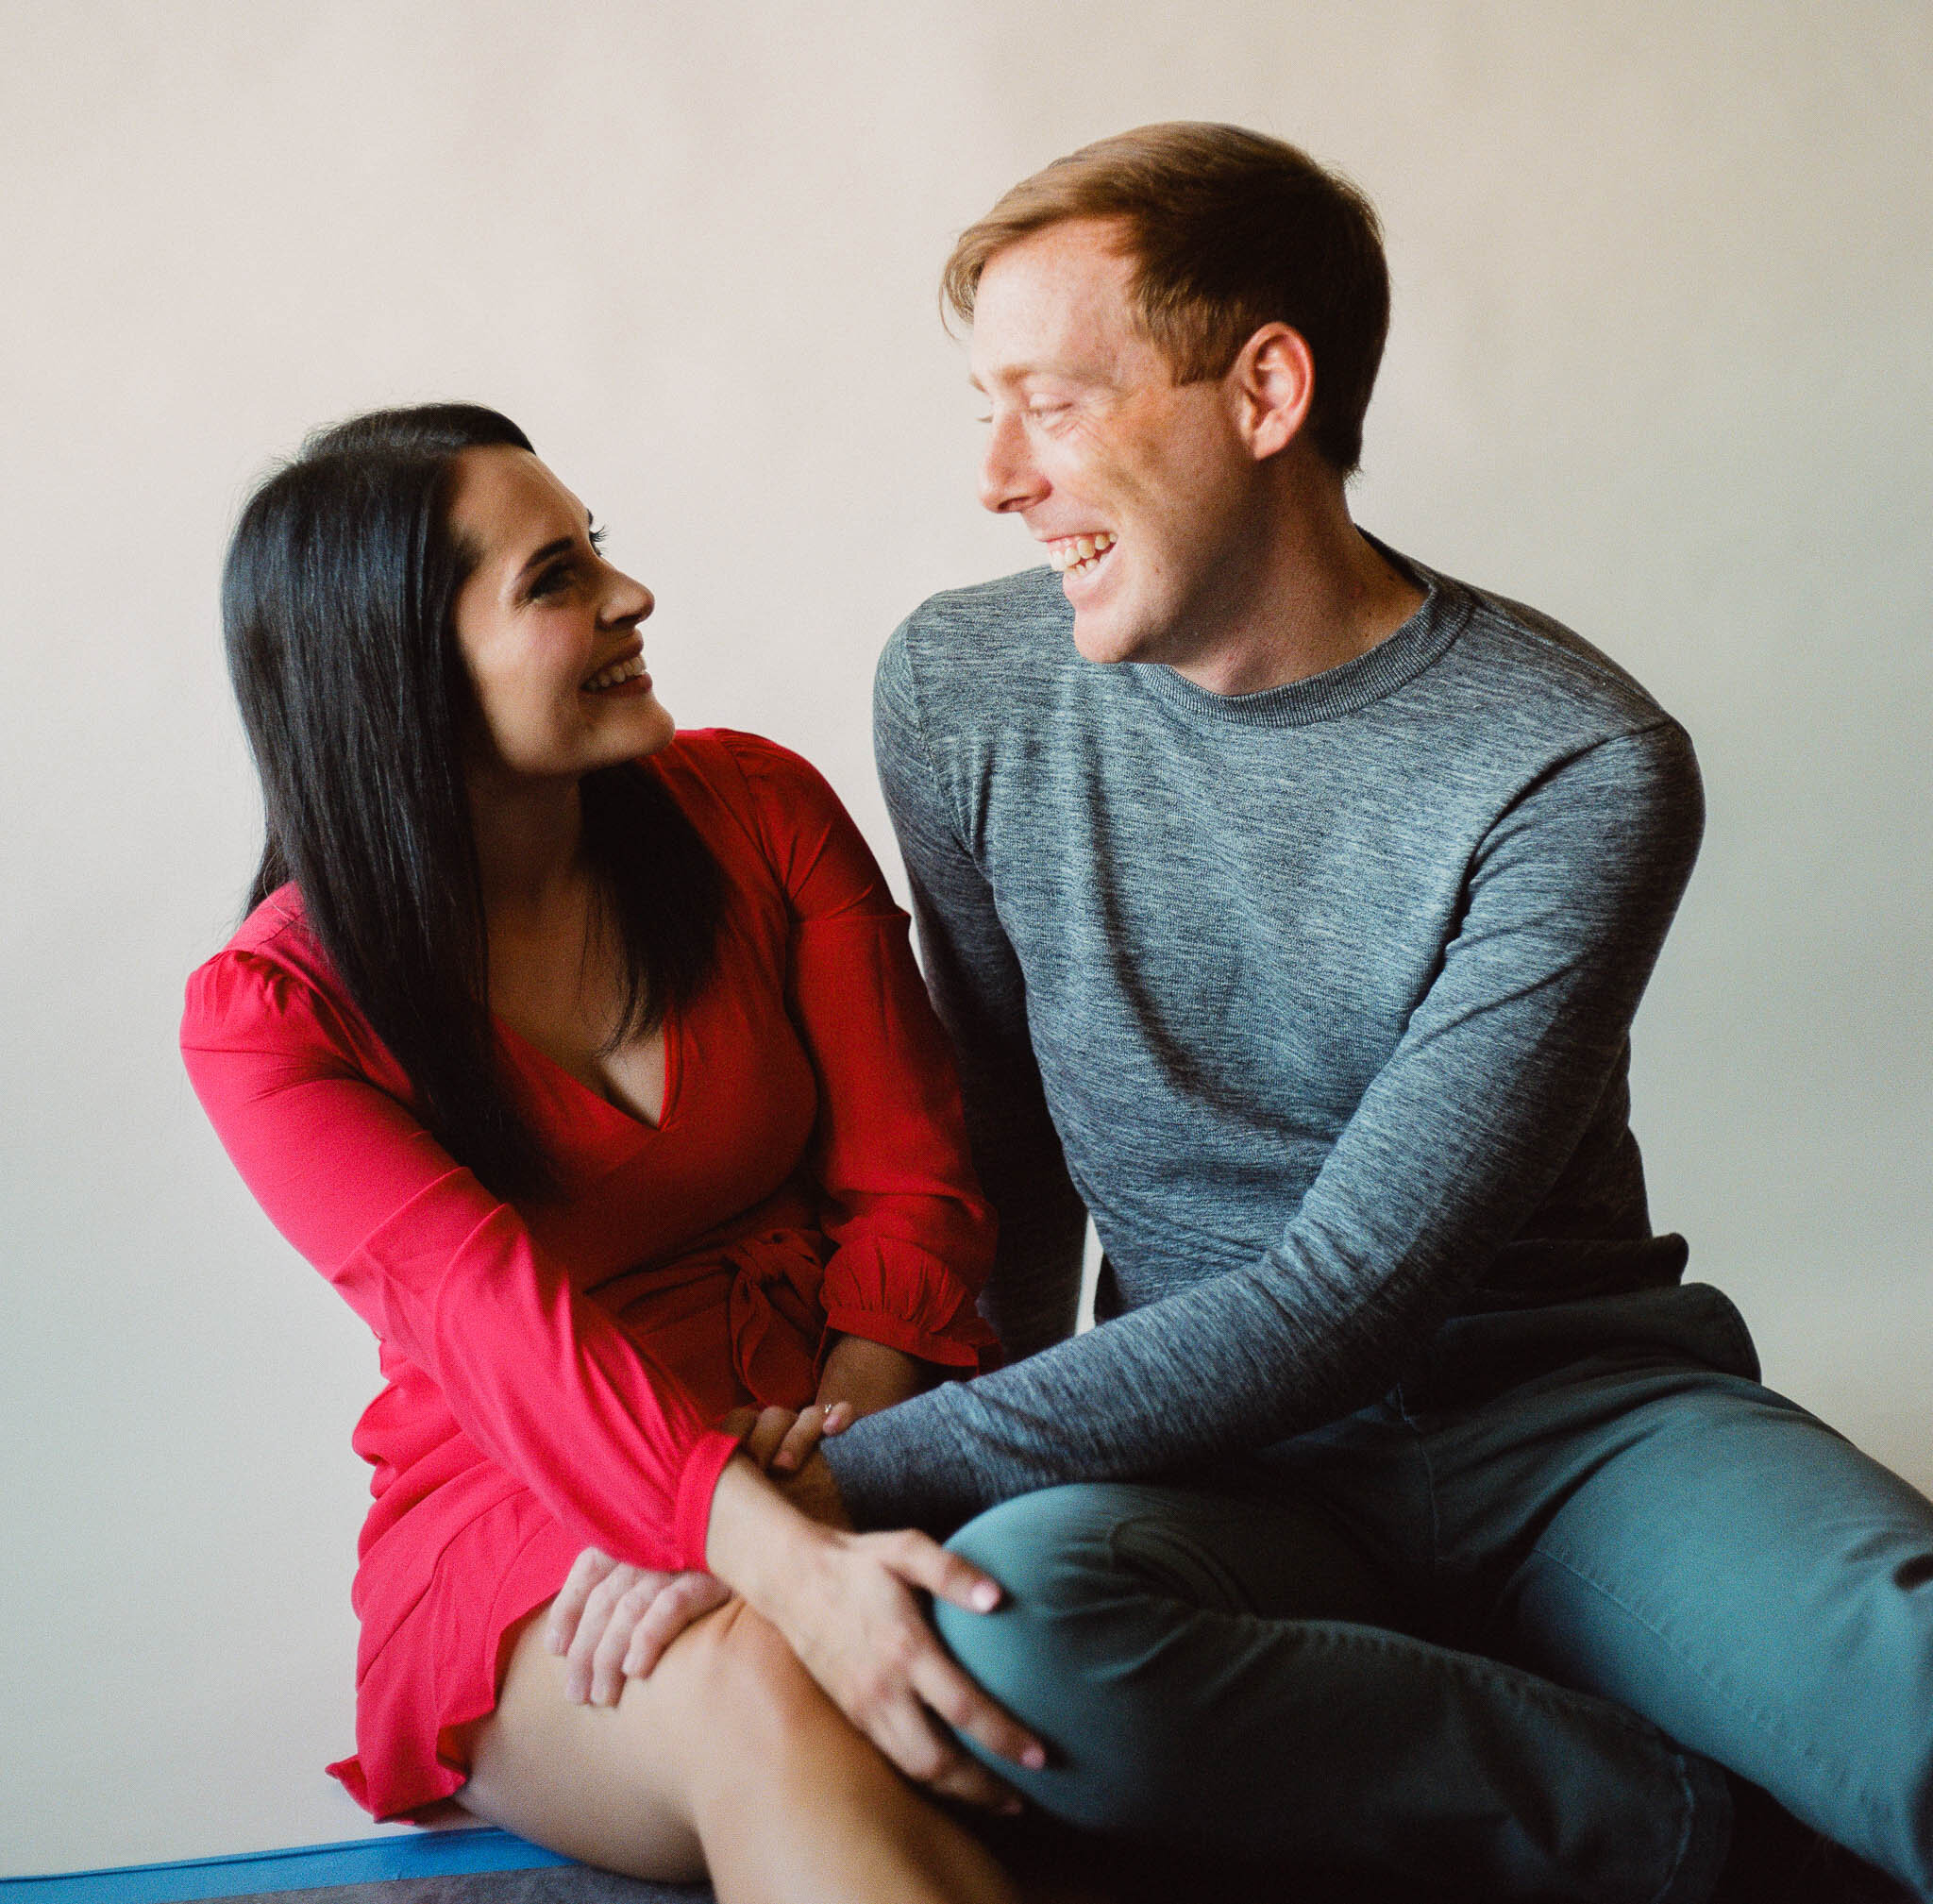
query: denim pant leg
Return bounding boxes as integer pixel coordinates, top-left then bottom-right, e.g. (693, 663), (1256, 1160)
(1441, 1357), (1933, 1899)
(937, 1479), (1730, 1904)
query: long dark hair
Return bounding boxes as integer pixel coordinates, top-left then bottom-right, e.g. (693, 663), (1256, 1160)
(223, 403), (721, 1200)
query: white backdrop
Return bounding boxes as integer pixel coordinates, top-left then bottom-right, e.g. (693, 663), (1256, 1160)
(2, 0), (1928, 1876)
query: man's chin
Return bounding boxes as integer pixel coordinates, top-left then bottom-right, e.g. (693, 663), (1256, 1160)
(1068, 611), (1146, 667)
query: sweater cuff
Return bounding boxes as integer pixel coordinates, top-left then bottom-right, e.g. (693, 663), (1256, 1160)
(818, 1386), (985, 1537)
(672, 1427), (747, 1571)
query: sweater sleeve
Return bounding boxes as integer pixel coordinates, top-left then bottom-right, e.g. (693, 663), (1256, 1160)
(823, 720), (1705, 1533)
(714, 732), (999, 1370)
(180, 947), (741, 1572)
(865, 630), (1090, 1361)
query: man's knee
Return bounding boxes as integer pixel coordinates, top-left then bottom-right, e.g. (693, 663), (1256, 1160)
(940, 1484), (1151, 1669)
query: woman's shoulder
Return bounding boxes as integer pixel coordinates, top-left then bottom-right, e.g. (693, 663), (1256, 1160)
(180, 886), (361, 1055)
(658, 727), (840, 809)
(654, 728), (850, 859)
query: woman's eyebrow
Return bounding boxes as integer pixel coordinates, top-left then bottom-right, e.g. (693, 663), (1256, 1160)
(514, 535), (576, 580)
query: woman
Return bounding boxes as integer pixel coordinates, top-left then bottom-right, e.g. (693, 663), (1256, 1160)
(182, 405), (1044, 1904)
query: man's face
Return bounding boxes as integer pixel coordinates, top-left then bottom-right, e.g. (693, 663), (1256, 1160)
(969, 217), (1261, 667)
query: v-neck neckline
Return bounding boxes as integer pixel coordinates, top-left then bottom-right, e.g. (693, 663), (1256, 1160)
(495, 995), (683, 1137)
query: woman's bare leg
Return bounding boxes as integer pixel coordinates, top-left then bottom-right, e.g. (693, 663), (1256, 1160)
(457, 1598), (1020, 1904)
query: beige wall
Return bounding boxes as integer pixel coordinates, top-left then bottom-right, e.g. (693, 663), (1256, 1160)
(2, 0), (1927, 1874)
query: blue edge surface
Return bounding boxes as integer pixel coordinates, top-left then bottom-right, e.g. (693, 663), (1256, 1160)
(2, 1831), (573, 1904)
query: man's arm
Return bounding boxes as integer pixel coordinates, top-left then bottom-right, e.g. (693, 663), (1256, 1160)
(823, 712), (1705, 1534)
(869, 625), (1090, 1363)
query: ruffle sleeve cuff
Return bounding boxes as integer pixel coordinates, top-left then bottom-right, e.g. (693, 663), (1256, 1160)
(817, 1237), (1000, 1372)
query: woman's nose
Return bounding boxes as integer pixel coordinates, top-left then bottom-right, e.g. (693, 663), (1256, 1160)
(605, 570), (654, 626)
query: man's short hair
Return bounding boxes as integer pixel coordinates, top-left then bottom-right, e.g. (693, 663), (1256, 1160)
(943, 122), (1389, 476)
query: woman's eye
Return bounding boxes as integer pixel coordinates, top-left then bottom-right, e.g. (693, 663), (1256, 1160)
(529, 563), (575, 599)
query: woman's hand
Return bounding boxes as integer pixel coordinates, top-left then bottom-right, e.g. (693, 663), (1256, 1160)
(705, 1456), (1045, 1811)
(545, 1547), (732, 1705)
(545, 1403), (856, 1698)
(815, 1333), (929, 1423)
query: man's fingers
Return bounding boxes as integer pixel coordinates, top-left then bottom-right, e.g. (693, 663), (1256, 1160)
(772, 1406), (829, 1474)
(743, 1407), (800, 1471)
(546, 1548), (615, 1655)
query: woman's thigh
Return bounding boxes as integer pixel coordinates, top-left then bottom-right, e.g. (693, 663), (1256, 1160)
(458, 1595), (812, 1883)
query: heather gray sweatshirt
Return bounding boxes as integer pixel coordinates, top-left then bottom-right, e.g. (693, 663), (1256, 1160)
(820, 548), (1704, 1534)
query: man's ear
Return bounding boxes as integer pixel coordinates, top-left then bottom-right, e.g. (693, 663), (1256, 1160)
(1230, 323), (1315, 462)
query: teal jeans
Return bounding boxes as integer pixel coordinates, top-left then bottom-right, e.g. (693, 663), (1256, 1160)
(935, 1285), (1933, 1902)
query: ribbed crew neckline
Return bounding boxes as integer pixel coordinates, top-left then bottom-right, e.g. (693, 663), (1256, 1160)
(1131, 545), (1471, 731)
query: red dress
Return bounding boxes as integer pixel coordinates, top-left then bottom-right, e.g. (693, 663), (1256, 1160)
(180, 731), (997, 1820)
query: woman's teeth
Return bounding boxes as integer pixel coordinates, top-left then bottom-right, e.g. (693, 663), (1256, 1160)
(1048, 531), (1117, 575)
(582, 653), (646, 692)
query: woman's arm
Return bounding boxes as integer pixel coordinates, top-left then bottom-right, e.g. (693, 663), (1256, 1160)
(180, 942), (740, 1574)
(714, 730), (1000, 1373)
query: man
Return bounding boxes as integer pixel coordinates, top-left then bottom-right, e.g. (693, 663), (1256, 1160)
(792, 124), (1933, 1902)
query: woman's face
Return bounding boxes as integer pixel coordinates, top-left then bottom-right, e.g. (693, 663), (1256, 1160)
(445, 445), (676, 784)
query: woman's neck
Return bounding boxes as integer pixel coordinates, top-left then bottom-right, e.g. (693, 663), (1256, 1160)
(468, 768), (587, 923)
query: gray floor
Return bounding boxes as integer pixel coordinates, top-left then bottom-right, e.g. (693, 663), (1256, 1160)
(220, 1870), (712, 1904)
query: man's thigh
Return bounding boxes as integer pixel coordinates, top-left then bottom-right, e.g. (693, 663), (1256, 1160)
(1437, 1354), (1933, 1888)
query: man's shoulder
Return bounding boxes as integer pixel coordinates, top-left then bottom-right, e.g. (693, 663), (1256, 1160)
(888, 564), (1070, 669)
(1423, 562), (1675, 738)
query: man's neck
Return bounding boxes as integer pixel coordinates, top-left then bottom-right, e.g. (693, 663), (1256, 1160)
(1168, 469), (1427, 699)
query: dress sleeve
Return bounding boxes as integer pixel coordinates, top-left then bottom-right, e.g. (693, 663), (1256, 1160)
(179, 947), (741, 1573)
(714, 732), (999, 1369)
(823, 721), (1706, 1533)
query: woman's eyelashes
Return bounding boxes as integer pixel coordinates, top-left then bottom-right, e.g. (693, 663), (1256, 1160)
(527, 527), (609, 601)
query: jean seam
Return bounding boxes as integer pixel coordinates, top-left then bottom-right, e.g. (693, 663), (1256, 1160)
(1529, 1539), (1898, 1834)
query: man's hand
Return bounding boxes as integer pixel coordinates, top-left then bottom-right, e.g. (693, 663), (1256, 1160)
(705, 1455), (1043, 1811)
(776, 1445), (854, 1528)
(544, 1547), (731, 1705)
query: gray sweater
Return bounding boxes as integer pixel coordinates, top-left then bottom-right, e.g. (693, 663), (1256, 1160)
(820, 548), (1704, 1533)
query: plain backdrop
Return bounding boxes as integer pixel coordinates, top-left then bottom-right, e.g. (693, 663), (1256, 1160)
(2, 0), (1927, 1876)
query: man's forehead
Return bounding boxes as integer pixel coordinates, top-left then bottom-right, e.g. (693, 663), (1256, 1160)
(967, 224), (1151, 387)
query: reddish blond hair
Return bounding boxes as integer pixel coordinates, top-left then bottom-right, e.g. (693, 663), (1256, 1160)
(943, 123), (1389, 474)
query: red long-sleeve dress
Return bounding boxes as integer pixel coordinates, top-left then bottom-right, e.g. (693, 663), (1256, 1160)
(180, 730), (998, 1820)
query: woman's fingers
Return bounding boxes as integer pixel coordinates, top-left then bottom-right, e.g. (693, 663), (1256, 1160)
(564, 1561), (652, 1704)
(882, 1527), (1005, 1617)
(876, 1531), (1046, 1771)
(588, 1573), (668, 1707)
(545, 1547), (617, 1656)
(623, 1572), (732, 1678)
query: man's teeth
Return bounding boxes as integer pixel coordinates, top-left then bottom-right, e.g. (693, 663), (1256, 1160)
(1047, 531), (1117, 574)
(582, 653), (646, 692)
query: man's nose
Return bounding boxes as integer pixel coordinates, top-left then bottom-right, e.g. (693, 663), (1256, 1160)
(978, 413), (1046, 515)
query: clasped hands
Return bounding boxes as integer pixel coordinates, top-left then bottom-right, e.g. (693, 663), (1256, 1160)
(544, 1335), (1043, 1810)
